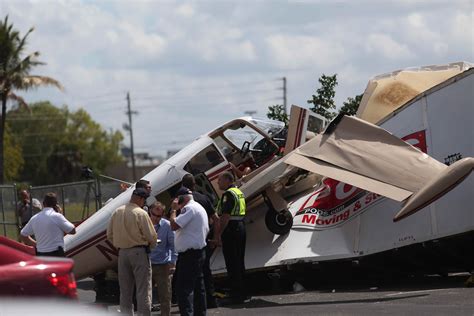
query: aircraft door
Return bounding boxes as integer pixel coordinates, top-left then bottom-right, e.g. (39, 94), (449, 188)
(183, 144), (230, 196)
(284, 105), (327, 155)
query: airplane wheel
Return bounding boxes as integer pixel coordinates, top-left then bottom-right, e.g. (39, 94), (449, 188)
(265, 209), (293, 235)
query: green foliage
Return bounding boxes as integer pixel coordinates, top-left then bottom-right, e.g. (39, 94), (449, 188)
(267, 104), (289, 126)
(7, 101), (123, 184)
(340, 94), (363, 116)
(3, 125), (23, 181)
(307, 74), (338, 121)
(267, 73), (362, 124)
(0, 15), (62, 183)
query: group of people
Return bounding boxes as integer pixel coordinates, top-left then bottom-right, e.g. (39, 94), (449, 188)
(107, 171), (248, 316)
(16, 170), (248, 316)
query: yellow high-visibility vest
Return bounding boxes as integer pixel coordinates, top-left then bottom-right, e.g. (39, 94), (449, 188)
(217, 187), (246, 217)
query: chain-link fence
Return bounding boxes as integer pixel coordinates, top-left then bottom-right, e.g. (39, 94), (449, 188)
(0, 185), (19, 240)
(29, 178), (125, 225)
(30, 180), (99, 225)
(0, 177), (127, 238)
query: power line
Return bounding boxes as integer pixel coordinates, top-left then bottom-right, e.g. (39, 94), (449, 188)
(137, 97), (281, 110)
(132, 78), (279, 95)
(68, 91), (124, 101)
(6, 117), (66, 121)
(133, 88), (279, 102)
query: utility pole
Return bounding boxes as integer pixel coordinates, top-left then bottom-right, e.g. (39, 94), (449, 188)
(282, 77), (287, 114)
(126, 92), (137, 181)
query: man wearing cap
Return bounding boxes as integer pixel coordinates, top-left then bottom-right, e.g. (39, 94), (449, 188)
(169, 187), (209, 316)
(136, 179), (152, 212)
(107, 188), (158, 316)
(215, 171), (247, 304)
(181, 174), (220, 308)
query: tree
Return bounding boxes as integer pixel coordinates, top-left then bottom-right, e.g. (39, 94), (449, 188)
(3, 125), (23, 181)
(0, 15), (62, 183)
(8, 101), (123, 184)
(267, 104), (289, 126)
(339, 94), (363, 116)
(307, 74), (338, 121)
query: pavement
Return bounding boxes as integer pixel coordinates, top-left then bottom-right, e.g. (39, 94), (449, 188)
(77, 274), (474, 315)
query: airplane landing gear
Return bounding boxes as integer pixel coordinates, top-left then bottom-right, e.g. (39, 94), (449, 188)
(265, 208), (293, 235)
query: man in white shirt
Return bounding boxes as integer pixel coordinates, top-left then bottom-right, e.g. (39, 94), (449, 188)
(20, 192), (76, 257)
(170, 187), (209, 316)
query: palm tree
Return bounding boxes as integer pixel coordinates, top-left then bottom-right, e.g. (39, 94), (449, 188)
(0, 15), (63, 183)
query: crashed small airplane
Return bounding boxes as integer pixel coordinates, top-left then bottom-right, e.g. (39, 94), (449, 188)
(4, 62), (473, 281)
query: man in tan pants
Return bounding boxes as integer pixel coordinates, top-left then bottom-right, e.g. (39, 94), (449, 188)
(149, 202), (177, 316)
(107, 188), (158, 316)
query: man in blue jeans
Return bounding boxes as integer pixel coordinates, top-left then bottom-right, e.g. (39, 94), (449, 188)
(170, 187), (209, 316)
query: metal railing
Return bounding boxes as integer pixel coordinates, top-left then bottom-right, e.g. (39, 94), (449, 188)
(0, 176), (127, 239)
(0, 184), (19, 240)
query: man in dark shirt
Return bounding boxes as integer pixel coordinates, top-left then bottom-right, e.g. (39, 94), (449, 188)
(216, 172), (247, 304)
(181, 174), (220, 308)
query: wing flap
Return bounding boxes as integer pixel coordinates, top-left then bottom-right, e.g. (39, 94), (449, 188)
(284, 153), (412, 201)
(291, 115), (446, 193)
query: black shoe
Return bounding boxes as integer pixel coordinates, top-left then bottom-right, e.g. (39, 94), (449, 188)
(151, 304), (160, 312)
(207, 298), (218, 309)
(218, 296), (249, 306)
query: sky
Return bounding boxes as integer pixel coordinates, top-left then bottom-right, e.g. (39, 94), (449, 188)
(1, 0), (473, 157)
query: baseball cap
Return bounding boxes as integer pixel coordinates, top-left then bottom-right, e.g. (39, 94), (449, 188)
(132, 188), (150, 199)
(175, 186), (192, 197)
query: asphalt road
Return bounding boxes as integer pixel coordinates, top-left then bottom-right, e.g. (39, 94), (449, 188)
(77, 274), (474, 315)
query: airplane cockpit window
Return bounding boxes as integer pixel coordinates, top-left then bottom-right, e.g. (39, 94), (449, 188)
(221, 121), (279, 167)
(248, 118), (285, 138)
(184, 145), (225, 175)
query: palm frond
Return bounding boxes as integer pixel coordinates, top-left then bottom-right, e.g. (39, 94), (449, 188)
(20, 75), (64, 91)
(6, 91), (28, 111)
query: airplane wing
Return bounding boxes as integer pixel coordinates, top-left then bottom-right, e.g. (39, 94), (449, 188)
(284, 114), (473, 221)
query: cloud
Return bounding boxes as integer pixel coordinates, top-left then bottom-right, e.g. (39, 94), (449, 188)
(265, 35), (345, 70)
(1, 0), (472, 156)
(366, 33), (415, 60)
(176, 4), (195, 17)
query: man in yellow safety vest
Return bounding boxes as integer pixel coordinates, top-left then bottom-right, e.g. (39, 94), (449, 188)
(215, 171), (247, 304)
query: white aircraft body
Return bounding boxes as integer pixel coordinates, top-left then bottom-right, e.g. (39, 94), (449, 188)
(63, 63), (473, 280)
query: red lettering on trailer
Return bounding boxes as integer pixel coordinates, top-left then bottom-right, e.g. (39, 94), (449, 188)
(352, 201), (361, 212)
(402, 130), (427, 153)
(302, 214), (316, 224)
(96, 240), (118, 261)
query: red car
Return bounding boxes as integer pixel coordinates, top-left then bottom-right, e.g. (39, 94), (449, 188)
(0, 237), (77, 299)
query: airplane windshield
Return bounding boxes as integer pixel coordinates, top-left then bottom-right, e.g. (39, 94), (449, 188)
(224, 124), (264, 151)
(248, 118), (285, 138)
(219, 120), (279, 167)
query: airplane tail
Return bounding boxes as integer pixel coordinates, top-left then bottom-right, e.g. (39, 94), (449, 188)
(393, 157), (474, 222)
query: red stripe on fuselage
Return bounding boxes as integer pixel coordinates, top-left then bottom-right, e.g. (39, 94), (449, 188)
(294, 109), (306, 150)
(208, 164), (232, 181)
(66, 231), (106, 257)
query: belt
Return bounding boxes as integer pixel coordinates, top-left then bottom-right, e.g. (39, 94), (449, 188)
(229, 216), (245, 221)
(120, 245), (148, 250)
(178, 248), (204, 255)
